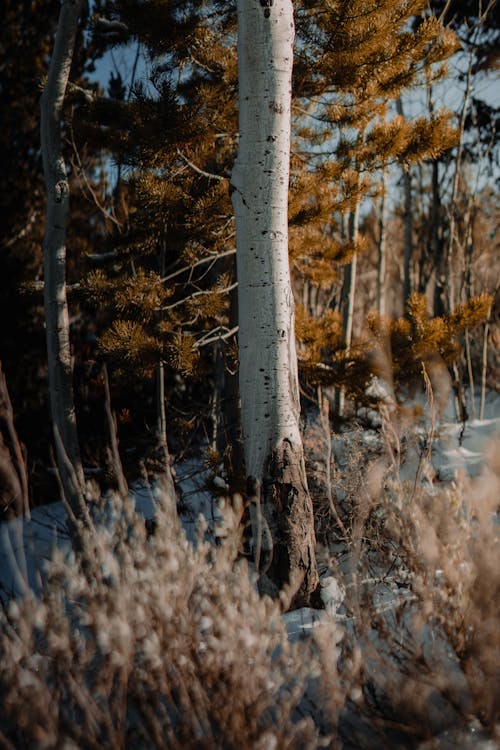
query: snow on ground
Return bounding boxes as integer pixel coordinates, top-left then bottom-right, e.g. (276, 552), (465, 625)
(0, 462), (216, 602)
(336, 386), (500, 483)
(1, 390), (498, 602)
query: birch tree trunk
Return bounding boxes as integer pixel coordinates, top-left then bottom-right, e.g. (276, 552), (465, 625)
(396, 99), (413, 309)
(231, 0), (319, 606)
(377, 169), (387, 317)
(41, 0), (89, 525)
(336, 202), (360, 418)
(156, 235), (177, 503)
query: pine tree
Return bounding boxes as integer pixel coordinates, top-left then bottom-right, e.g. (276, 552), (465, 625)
(290, 0), (459, 411)
(75, 1), (240, 477)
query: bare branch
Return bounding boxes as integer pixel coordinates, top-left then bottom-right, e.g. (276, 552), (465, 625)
(176, 149), (228, 182)
(194, 325), (239, 349)
(162, 282), (238, 312)
(161, 248), (236, 284)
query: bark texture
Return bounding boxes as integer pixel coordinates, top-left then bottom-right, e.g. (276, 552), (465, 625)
(232, 0), (319, 604)
(261, 438), (320, 608)
(41, 0), (89, 524)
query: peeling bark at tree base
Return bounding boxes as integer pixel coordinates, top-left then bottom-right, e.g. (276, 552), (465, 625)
(255, 438), (320, 609)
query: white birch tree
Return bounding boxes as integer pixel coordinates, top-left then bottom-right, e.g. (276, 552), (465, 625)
(41, 0), (90, 526)
(231, 0), (319, 606)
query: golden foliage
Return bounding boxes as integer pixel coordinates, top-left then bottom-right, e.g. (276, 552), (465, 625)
(299, 292), (491, 402)
(80, 269), (112, 306)
(366, 292), (493, 390)
(167, 331), (200, 377)
(99, 320), (160, 369)
(113, 269), (167, 323)
(185, 274), (232, 322)
(450, 292), (493, 330)
(295, 305), (343, 364)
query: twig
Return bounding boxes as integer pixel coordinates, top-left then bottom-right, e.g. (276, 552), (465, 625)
(161, 282), (238, 312)
(194, 325), (239, 349)
(176, 149), (228, 182)
(161, 248), (236, 284)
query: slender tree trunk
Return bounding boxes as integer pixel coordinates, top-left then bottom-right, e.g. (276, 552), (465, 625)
(343, 210), (359, 355)
(156, 362), (168, 454)
(479, 317), (490, 421)
(425, 81), (444, 313)
(211, 340), (226, 454)
(396, 99), (413, 308)
(41, 0), (89, 525)
(429, 159), (443, 311)
(156, 234), (176, 502)
(231, 0), (319, 606)
(377, 169), (387, 317)
(102, 364), (128, 498)
(155, 361), (176, 502)
(438, 34), (476, 315)
(464, 329), (476, 420)
(402, 167), (413, 308)
(336, 202), (360, 418)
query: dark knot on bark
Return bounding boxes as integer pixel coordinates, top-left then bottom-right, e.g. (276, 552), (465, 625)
(259, 0), (273, 17)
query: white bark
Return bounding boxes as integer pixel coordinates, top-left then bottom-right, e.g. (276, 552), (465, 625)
(41, 0), (89, 524)
(231, 0), (300, 483)
(396, 99), (413, 308)
(231, 0), (319, 606)
(336, 202), (359, 418)
(377, 169), (387, 317)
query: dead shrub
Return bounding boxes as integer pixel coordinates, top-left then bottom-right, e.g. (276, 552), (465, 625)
(0, 491), (341, 749)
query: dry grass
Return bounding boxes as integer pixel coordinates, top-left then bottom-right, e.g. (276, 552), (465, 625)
(322, 402), (500, 747)
(0, 487), (340, 749)
(1, 400), (499, 748)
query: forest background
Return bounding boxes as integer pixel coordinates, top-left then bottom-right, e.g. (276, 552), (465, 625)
(0, 0), (499, 746)
(0, 0), (498, 517)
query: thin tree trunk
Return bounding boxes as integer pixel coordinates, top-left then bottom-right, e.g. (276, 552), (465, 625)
(344, 203), (360, 351)
(231, 0), (319, 607)
(155, 232), (176, 503)
(438, 31), (477, 315)
(211, 340), (225, 454)
(377, 169), (387, 317)
(102, 364), (128, 498)
(402, 168), (413, 307)
(479, 317), (489, 421)
(461, 195), (476, 302)
(155, 361), (177, 503)
(41, 0), (89, 525)
(396, 99), (413, 308)
(156, 362), (167, 454)
(429, 158), (443, 312)
(464, 329), (476, 420)
(336, 202), (360, 418)
(157, 233), (168, 455)
(425, 80), (444, 314)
